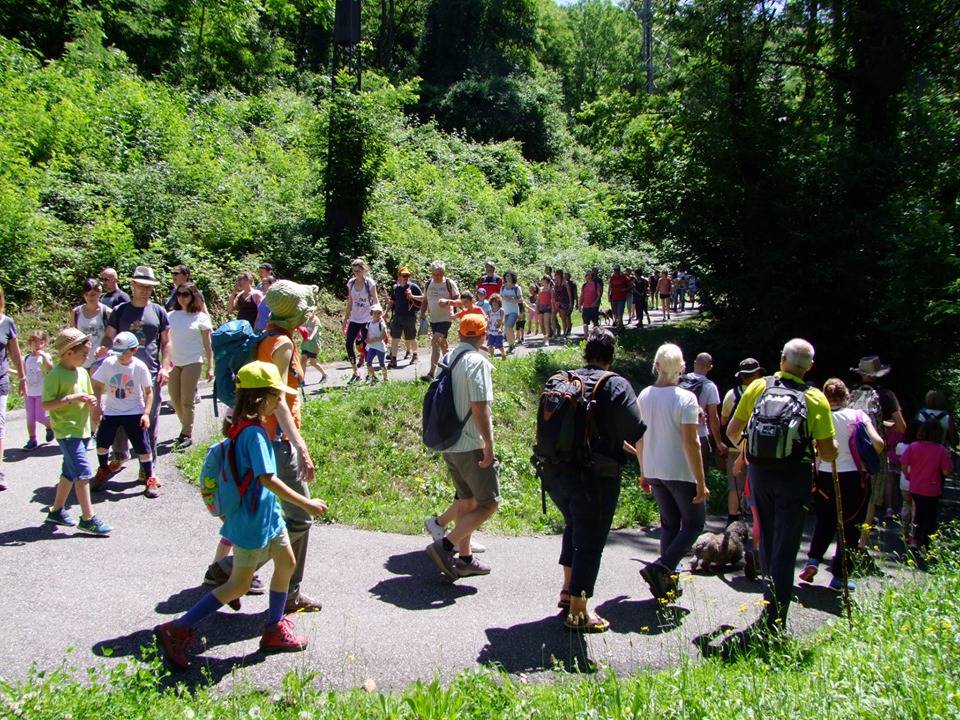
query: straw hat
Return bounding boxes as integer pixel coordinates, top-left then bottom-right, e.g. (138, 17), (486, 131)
(54, 328), (90, 354)
(851, 356), (891, 378)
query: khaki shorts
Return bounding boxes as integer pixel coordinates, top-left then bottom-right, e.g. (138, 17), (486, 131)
(443, 449), (500, 504)
(232, 528), (290, 568)
(726, 450), (747, 494)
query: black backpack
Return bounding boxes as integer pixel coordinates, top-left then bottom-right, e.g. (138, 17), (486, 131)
(721, 385), (745, 448)
(744, 376), (811, 466)
(422, 349), (477, 452)
(678, 373), (705, 400)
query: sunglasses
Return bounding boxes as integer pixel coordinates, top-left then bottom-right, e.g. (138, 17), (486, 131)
(177, 291), (192, 297)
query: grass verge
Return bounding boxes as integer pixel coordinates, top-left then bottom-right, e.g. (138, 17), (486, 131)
(5, 529), (959, 719)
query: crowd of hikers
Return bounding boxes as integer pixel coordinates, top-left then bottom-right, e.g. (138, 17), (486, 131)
(0, 257), (954, 668)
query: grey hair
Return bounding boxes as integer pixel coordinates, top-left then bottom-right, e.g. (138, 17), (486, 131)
(430, 260), (445, 272)
(782, 338), (815, 370)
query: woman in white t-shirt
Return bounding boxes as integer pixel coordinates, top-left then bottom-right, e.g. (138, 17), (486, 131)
(71, 278), (112, 370)
(634, 343), (708, 601)
(800, 378), (884, 592)
(499, 271), (523, 351)
(168, 283), (213, 449)
(342, 258), (379, 383)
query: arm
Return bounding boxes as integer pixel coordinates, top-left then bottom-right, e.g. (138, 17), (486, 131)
(470, 400), (494, 468)
(40, 352), (54, 372)
(726, 416), (746, 447)
(889, 409), (907, 434)
(7, 337), (26, 396)
(707, 403), (726, 455)
(140, 384), (153, 429)
(228, 288), (240, 313)
(260, 473), (327, 516)
(43, 392), (97, 413)
(158, 328), (172, 386)
(271, 341), (315, 482)
(681, 423), (709, 503)
(815, 437), (838, 463)
(202, 327), (214, 380)
(865, 420), (885, 454)
(96, 324), (117, 359)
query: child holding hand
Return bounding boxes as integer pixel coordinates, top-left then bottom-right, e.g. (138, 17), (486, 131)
(22, 329), (54, 450)
(42, 329), (111, 535)
(154, 361), (327, 671)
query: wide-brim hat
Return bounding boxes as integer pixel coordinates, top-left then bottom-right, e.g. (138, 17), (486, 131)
(851, 355), (891, 378)
(735, 357), (766, 379)
(54, 328), (90, 354)
(265, 279), (318, 330)
(129, 265), (160, 286)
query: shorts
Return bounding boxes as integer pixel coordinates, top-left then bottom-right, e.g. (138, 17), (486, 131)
(557, 302), (571, 313)
(96, 414), (149, 456)
(301, 348), (318, 359)
(365, 348), (386, 367)
(488, 334), (504, 349)
(390, 315), (417, 341)
(430, 321), (452, 337)
(515, 319), (526, 330)
(59, 437), (94, 481)
(611, 300), (626, 316)
(659, 293), (671, 300)
(726, 450), (748, 497)
(537, 305), (552, 314)
(232, 528), (291, 568)
(504, 312), (518, 328)
(443, 449), (500, 504)
(582, 307), (599, 323)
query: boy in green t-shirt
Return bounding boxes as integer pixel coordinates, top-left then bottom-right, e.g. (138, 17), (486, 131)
(41, 328), (112, 535)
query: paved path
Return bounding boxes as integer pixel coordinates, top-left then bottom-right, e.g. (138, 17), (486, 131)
(0, 311), (901, 691)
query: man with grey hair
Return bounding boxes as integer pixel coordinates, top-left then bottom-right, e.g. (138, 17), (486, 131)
(419, 260), (460, 380)
(726, 338), (836, 643)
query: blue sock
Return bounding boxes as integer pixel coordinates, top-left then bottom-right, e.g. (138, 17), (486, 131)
(267, 590), (287, 627)
(174, 592), (224, 628)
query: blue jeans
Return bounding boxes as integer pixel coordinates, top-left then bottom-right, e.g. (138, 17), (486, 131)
(59, 437), (94, 481)
(748, 464), (813, 627)
(649, 478), (706, 571)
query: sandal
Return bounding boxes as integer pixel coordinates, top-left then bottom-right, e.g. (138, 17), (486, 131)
(557, 589), (571, 609)
(564, 612), (610, 633)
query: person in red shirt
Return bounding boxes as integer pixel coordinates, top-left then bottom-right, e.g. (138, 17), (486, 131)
(477, 261), (503, 299)
(579, 270), (602, 330)
(607, 265), (631, 329)
(901, 420), (953, 554)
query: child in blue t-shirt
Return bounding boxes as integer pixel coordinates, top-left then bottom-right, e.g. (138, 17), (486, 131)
(154, 361), (327, 671)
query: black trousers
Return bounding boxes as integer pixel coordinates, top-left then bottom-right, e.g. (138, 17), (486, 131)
(547, 471), (621, 598)
(808, 470), (868, 577)
(911, 493), (940, 550)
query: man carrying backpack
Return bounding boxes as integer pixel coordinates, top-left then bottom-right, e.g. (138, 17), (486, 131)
(679, 353), (726, 478)
(424, 314), (498, 580)
(726, 339), (836, 642)
(534, 329), (645, 632)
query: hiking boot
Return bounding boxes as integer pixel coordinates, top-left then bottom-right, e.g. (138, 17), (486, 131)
(260, 617), (308, 653)
(347, 374), (361, 385)
(424, 515), (445, 543)
(78, 515), (112, 535)
(46, 508), (78, 527)
(799, 560), (819, 583)
(91, 467), (111, 493)
(285, 592), (322, 614)
(454, 556), (491, 577)
(387, 357), (398, 369)
(426, 539), (459, 581)
(23, 439), (38, 451)
(154, 621), (195, 671)
(411, 353), (418, 363)
(203, 561), (230, 587)
(640, 562), (672, 600)
(144, 476), (160, 499)
(45, 427), (55, 443)
(174, 434), (193, 451)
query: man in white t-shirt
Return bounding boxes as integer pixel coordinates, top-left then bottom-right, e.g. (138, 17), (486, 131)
(424, 314), (498, 581)
(679, 352), (726, 476)
(417, 260), (460, 381)
(721, 358), (765, 526)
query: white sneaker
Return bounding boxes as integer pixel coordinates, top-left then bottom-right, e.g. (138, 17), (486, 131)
(470, 541), (487, 554)
(424, 515), (444, 543)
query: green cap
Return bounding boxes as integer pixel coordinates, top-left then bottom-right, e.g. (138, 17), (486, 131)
(235, 361), (297, 395)
(265, 279), (318, 330)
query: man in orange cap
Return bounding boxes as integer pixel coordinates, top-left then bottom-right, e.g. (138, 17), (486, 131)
(386, 267), (422, 368)
(424, 313), (499, 581)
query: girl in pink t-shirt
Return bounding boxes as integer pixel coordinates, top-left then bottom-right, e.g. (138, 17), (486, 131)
(901, 420), (953, 551)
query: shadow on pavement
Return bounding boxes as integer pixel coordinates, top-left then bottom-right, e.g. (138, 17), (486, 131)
(477, 614), (596, 674)
(593, 595), (689, 635)
(794, 584), (843, 617)
(0, 523), (93, 546)
(3, 444), (62, 463)
(369, 550), (478, 610)
(156, 585), (209, 614)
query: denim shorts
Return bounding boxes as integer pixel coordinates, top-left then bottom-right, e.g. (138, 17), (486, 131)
(504, 312), (518, 328)
(487, 333), (504, 349)
(59, 437), (94, 481)
(366, 348), (386, 367)
(611, 300), (626, 315)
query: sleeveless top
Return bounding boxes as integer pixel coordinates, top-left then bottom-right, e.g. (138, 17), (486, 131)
(73, 303), (110, 368)
(257, 327), (303, 441)
(236, 292), (259, 325)
(348, 277), (375, 324)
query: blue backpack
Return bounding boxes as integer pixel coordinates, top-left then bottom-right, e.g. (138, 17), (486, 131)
(422, 349), (477, 451)
(848, 412), (882, 475)
(199, 421), (261, 517)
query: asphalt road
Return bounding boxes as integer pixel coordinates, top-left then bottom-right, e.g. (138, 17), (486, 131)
(0, 312), (904, 691)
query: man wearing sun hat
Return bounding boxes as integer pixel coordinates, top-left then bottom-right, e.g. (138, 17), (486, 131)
(97, 265), (171, 497)
(386, 266), (422, 369)
(850, 356), (907, 544)
(425, 313), (499, 581)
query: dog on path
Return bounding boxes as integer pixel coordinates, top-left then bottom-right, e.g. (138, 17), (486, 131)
(690, 521), (750, 573)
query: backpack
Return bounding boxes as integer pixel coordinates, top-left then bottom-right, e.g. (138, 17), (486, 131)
(848, 411), (882, 475)
(422, 349), (478, 451)
(211, 320), (303, 415)
(199, 421), (262, 517)
(744, 376), (811, 465)
(721, 385), (745, 448)
(348, 276), (375, 303)
(678, 373), (705, 401)
(848, 385), (887, 471)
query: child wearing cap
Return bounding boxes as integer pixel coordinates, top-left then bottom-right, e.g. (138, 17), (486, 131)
(476, 288), (492, 318)
(90, 331), (159, 498)
(154, 360), (327, 671)
(42, 329), (111, 535)
(365, 304), (388, 383)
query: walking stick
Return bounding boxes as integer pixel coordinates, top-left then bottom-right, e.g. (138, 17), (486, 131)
(831, 460), (854, 627)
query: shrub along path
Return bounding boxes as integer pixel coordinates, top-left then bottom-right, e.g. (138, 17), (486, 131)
(0, 311), (897, 691)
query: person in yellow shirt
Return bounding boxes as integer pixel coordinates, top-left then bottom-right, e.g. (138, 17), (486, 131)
(726, 338), (837, 641)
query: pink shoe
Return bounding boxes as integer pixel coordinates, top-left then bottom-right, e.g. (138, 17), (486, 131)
(799, 561), (819, 583)
(260, 617), (308, 653)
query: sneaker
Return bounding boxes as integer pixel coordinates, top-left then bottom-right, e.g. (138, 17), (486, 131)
(144, 476), (160, 499)
(426, 539), (459, 581)
(424, 515), (445, 543)
(108, 452), (130, 470)
(23, 439), (38, 451)
(470, 541), (487, 554)
(203, 561), (229, 587)
(91, 467), (111, 492)
(154, 621), (195, 671)
(799, 560), (819, 583)
(420, 373), (434, 383)
(640, 562), (672, 600)
(454, 556), (491, 577)
(829, 576), (856, 592)
(347, 374), (361, 385)
(45, 428), (55, 443)
(78, 515), (112, 535)
(284, 591), (322, 614)
(260, 617), (308, 653)
(387, 358), (398, 369)
(46, 508), (78, 527)
(107, 459), (126, 473)
(248, 574), (266, 596)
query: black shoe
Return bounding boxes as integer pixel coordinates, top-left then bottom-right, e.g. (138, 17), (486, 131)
(247, 574), (266, 595)
(640, 562), (672, 600)
(203, 561), (230, 587)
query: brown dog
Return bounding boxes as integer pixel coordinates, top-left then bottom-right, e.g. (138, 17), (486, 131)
(690, 521), (751, 573)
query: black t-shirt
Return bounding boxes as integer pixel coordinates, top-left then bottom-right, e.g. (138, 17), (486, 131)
(634, 276), (649, 297)
(107, 301), (169, 377)
(391, 282), (423, 317)
(101, 289), (131, 309)
(578, 365), (646, 464)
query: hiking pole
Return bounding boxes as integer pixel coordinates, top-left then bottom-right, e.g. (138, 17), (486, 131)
(831, 460), (854, 628)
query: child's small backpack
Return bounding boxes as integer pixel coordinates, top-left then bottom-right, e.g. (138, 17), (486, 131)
(199, 421), (262, 517)
(848, 411), (882, 475)
(422, 349), (477, 451)
(745, 376), (811, 465)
